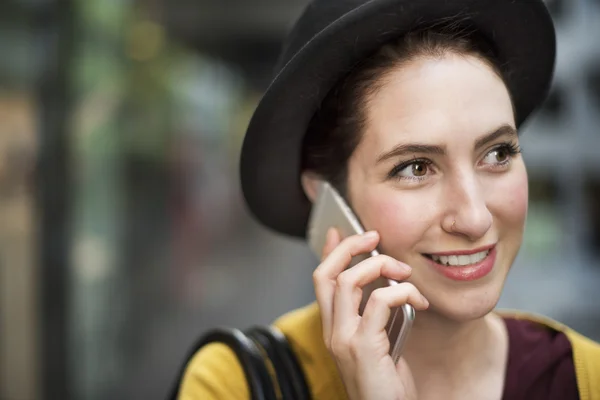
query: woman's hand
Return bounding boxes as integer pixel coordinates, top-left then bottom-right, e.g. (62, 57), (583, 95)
(313, 228), (429, 400)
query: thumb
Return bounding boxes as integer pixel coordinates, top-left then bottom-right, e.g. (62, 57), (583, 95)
(321, 227), (341, 261)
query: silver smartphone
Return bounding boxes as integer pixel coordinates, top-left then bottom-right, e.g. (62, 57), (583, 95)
(306, 181), (415, 364)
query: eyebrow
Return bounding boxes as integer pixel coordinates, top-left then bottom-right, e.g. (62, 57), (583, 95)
(375, 124), (518, 164)
(474, 124), (517, 149)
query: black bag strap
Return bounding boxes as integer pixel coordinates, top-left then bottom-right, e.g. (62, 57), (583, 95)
(167, 326), (311, 400)
(167, 327), (277, 400)
(246, 326), (311, 400)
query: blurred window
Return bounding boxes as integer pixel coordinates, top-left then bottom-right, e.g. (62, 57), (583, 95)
(586, 60), (600, 113)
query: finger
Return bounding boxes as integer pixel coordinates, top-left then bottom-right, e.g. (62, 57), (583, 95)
(321, 227), (341, 262)
(358, 283), (428, 338)
(313, 231), (379, 345)
(332, 255), (412, 335)
(339, 256), (412, 290)
(313, 231), (379, 319)
(312, 227), (347, 344)
(317, 231), (379, 283)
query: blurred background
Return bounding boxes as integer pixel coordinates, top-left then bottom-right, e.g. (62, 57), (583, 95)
(0, 0), (599, 399)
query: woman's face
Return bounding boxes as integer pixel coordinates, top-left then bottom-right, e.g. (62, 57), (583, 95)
(347, 54), (527, 322)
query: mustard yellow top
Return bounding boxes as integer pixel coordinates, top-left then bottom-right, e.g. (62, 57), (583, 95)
(178, 303), (600, 400)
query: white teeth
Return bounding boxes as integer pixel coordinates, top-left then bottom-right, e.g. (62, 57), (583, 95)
(458, 255), (470, 265)
(431, 250), (489, 266)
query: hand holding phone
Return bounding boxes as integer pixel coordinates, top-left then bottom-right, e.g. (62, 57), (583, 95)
(307, 181), (418, 363)
(308, 183), (429, 399)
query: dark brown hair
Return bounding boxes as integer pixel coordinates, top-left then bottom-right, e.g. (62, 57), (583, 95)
(301, 21), (509, 195)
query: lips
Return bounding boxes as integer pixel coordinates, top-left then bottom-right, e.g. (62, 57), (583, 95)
(423, 245), (497, 281)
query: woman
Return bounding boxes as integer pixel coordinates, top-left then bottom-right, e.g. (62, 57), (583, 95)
(179, 0), (600, 399)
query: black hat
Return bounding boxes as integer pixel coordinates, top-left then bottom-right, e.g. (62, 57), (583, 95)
(240, 0), (556, 238)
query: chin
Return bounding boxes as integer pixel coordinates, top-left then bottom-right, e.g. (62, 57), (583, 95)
(421, 279), (507, 323)
(433, 297), (500, 323)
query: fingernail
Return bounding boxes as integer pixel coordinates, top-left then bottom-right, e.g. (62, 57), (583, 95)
(421, 295), (429, 306)
(398, 262), (411, 272)
(364, 230), (377, 238)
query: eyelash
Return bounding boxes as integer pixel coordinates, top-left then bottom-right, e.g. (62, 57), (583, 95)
(484, 142), (522, 168)
(386, 141), (522, 181)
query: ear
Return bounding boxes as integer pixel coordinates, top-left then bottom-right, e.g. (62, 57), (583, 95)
(301, 171), (322, 203)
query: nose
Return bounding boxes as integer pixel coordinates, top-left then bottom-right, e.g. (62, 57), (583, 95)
(442, 173), (493, 241)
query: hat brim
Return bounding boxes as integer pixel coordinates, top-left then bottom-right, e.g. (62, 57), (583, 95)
(241, 0), (556, 238)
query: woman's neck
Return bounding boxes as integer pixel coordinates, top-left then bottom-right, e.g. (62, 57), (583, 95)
(402, 309), (509, 396)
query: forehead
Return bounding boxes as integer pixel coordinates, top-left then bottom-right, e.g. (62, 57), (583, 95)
(363, 54), (515, 148)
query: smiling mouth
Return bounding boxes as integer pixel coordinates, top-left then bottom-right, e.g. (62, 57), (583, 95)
(423, 250), (491, 267)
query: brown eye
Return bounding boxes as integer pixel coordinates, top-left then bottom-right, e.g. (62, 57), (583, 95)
(495, 149), (509, 163)
(481, 143), (520, 167)
(412, 162), (428, 177)
(389, 158), (433, 180)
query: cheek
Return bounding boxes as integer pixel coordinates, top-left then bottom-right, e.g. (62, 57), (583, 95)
(355, 190), (434, 251)
(487, 167), (528, 229)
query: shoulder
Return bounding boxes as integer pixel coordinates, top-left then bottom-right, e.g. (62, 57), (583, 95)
(499, 309), (600, 400)
(498, 309), (600, 359)
(273, 302), (347, 399)
(178, 341), (248, 399)
(178, 302), (346, 400)
(272, 301), (324, 353)
(563, 327), (600, 400)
